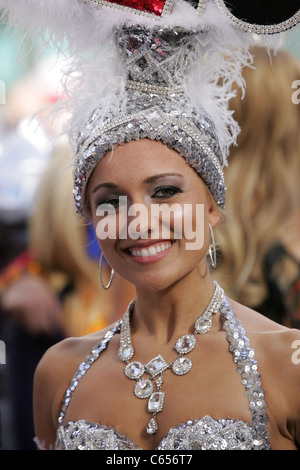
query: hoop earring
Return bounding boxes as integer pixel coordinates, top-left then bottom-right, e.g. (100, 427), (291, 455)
(208, 223), (217, 269)
(99, 252), (114, 290)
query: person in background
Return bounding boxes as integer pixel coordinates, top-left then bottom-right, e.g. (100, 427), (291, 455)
(215, 47), (300, 328)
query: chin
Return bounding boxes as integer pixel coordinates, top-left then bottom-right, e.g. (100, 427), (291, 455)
(125, 271), (176, 293)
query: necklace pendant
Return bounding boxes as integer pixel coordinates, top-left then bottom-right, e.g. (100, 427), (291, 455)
(148, 391), (165, 414)
(125, 361), (145, 379)
(145, 355), (168, 377)
(172, 356), (192, 375)
(175, 334), (196, 355)
(119, 282), (225, 437)
(118, 344), (134, 362)
(146, 417), (158, 435)
(195, 314), (212, 334)
(134, 378), (153, 399)
(146, 392), (165, 434)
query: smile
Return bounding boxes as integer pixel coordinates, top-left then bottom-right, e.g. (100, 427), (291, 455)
(128, 241), (172, 258)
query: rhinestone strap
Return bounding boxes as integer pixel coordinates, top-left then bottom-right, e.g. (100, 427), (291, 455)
(126, 80), (184, 96)
(220, 299), (270, 450)
(57, 321), (121, 426)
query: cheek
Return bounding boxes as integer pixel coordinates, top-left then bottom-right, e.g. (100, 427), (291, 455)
(155, 201), (207, 235)
(92, 213), (117, 261)
(95, 213), (116, 241)
(172, 202), (209, 252)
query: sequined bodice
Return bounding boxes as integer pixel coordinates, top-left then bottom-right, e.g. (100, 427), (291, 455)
(55, 300), (271, 450)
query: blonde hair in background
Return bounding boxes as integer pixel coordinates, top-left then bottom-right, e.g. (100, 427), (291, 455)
(215, 47), (300, 308)
(30, 146), (99, 287)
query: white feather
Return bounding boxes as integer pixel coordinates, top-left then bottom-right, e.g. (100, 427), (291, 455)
(0, 0), (283, 161)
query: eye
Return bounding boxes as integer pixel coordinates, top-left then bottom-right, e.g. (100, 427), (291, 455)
(152, 186), (182, 199)
(96, 197), (124, 213)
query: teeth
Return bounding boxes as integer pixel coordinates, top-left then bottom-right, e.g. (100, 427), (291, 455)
(129, 242), (172, 258)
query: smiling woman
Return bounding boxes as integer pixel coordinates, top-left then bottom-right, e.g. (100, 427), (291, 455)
(92, 158), (206, 251)
(1, 0), (300, 451)
(87, 139), (215, 292)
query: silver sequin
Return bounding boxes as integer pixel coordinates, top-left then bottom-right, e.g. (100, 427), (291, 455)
(54, 299), (271, 450)
(73, 26), (226, 215)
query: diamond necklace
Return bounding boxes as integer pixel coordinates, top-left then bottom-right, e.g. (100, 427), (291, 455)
(118, 281), (225, 435)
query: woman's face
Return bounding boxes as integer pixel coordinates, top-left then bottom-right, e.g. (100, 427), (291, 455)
(87, 139), (220, 291)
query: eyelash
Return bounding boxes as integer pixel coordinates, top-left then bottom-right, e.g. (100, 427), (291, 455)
(152, 186), (182, 199)
(95, 186), (182, 210)
(95, 197), (121, 211)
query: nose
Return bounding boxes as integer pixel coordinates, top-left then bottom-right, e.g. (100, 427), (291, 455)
(127, 200), (153, 240)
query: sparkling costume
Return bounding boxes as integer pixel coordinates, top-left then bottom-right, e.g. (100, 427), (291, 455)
(1, 0), (299, 452)
(55, 299), (271, 450)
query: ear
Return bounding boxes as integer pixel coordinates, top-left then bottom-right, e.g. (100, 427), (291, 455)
(208, 198), (222, 229)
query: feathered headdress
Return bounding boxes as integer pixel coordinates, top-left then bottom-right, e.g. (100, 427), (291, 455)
(0, 0), (299, 214)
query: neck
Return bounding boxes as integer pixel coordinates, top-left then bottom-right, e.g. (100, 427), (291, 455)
(132, 264), (219, 343)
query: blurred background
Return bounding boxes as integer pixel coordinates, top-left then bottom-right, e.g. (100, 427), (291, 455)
(0, 22), (299, 449)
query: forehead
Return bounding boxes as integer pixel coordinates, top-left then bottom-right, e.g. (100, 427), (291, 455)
(89, 139), (193, 187)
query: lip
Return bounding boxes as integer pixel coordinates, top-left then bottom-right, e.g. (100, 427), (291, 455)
(123, 239), (174, 250)
(122, 240), (175, 264)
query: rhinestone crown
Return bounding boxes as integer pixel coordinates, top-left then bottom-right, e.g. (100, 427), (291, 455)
(73, 25), (225, 215)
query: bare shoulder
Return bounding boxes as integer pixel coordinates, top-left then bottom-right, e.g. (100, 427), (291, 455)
(33, 322), (119, 448)
(228, 298), (288, 332)
(229, 298), (300, 444)
(35, 321), (118, 379)
(229, 298), (300, 357)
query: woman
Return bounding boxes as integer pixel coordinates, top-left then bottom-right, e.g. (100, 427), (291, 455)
(1, 0), (299, 451)
(33, 136), (300, 450)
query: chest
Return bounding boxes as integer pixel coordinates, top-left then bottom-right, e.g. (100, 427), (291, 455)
(61, 333), (255, 449)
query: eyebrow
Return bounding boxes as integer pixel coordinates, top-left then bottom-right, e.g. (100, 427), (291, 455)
(143, 173), (184, 184)
(92, 173), (184, 193)
(92, 182), (117, 193)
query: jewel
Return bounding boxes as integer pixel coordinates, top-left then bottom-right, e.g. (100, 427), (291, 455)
(145, 110), (164, 127)
(148, 392), (165, 413)
(118, 345), (134, 362)
(146, 417), (158, 435)
(156, 375), (164, 388)
(172, 357), (192, 376)
(101, 0), (169, 17)
(175, 334), (196, 355)
(125, 361), (145, 379)
(195, 314), (212, 334)
(145, 355), (168, 377)
(117, 282), (225, 437)
(134, 379), (153, 398)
